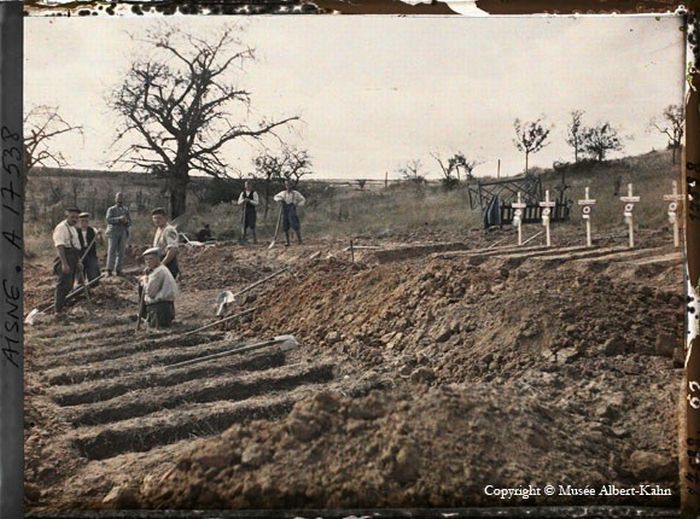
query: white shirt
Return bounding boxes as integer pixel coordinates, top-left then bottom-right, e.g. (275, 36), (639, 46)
(237, 190), (259, 206)
(52, 219), (80, 249)
(273, 190), (306, 206)
(144, 264), (178, 304)
(153, 224), (179, 254)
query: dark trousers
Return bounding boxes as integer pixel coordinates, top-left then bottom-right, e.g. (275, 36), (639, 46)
(140, 301), (175, 328)
(164, 256), (180, 279)
(54, 249), (79, 314)
(282, 204), (302, 244)
(82, 254), (101, 284)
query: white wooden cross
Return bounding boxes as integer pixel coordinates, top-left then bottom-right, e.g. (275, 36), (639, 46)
(620, 183), (641, 248)
(663, 180), (683, 248)
(512, 191), (527, 246)
(577, 186), (597, 247)
(539, 189), (556, 247)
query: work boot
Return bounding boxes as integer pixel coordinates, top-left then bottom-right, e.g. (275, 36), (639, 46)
(296, 231), (302, 245)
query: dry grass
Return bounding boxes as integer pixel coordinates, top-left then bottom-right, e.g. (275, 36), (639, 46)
(23, 150), (681, 260)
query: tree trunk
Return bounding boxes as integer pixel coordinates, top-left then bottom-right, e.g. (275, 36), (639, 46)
(169, 167), (189, 218)
(525, 152), (529, 174)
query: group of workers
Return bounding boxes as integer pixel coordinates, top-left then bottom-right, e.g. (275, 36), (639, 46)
(50, 179), (307, 328)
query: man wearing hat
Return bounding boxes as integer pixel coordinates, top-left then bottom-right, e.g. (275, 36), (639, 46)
(139, 247), (178, 328)
(52, 207), (82, 315)
(77, 212), (103, 284)
(105, 192), (131, 276)
(151, 208), (180, 279)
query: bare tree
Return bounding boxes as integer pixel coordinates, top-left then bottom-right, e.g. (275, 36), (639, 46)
(513, 117), (552, 173)
(252, 145), (313, 216)
(24, 105), (83, 175)
(581, 122), (623, 161)
(649, 104), (684, 164)
(565, 110), (585, 163)
(431, 151), (477, 190)
(355, 179), (368, 190)
(398, 159), (425, 185)
(109, 25), (299, 217)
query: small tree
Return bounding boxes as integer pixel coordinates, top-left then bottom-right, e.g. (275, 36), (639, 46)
(355, 179), (368, 190)
(398, 159), (425, 185)
(252, 145), (313, 216)
(649, 104), (684, 164)
(24, 105), (83, 176)
(581, 122), (623, 161)
(431, 151), (477, 190)
(513, 117), (552, 173)
(565, 110), (585, 163)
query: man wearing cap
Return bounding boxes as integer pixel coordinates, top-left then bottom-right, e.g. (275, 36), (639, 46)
(273, 180), (306, 246)
(151, 208), (180, 279)
(105, 192), (131, 276)
(77, 212), (103, 284)
(52, 208), (82, 315)
(139, 247), (178, 328)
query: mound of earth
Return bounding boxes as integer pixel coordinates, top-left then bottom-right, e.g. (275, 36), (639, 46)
(137, 385), (677, 509)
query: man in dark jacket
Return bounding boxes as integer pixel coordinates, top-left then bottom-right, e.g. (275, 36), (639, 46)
(77, 212), (103, 284)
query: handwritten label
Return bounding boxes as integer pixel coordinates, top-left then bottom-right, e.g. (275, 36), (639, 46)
(1, 125), (22, 369)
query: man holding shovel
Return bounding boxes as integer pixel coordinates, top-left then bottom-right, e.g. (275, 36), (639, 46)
(273, 180), (306, 246)
(237, 180), (259, 244)
(138, 247), (179, 329)
(77, 212), (103, 284)
(52, 207), (82, 317)
(151, 207), (180, 279)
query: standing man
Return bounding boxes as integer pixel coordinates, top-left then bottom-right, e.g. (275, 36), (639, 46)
(151, 207), (180, 279)
(105, 192), (131, 276)
(77, 212), (103, 284)
(139, 247), (178, 328)
(237, 180), (259, 244)
(273, 180), (306, 246)
(52, 208), (82, 316)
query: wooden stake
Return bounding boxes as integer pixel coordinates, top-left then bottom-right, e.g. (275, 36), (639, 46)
(350, 239), (355, 263)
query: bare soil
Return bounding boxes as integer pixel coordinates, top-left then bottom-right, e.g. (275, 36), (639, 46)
(23, 226), (685, 511)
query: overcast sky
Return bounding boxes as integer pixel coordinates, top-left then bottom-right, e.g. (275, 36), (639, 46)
(25, 15), (685, 180)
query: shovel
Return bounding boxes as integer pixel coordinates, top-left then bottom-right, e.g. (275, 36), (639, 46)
(135, 284), (146, 332)
(214, 266), (290, 317)
(238, 201), (248, 245)
(24, 271), (106, 325)
(164, 334), (299, 370)
(268, 205), (283, 249)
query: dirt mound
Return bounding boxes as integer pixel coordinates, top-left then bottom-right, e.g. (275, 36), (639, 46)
(246, 254), (683, 385)
(137, 385), (676, 509)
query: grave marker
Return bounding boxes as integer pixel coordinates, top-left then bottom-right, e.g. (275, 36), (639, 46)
(577, 186), (597, 247)
(539, 189), (556, 247)
(512, 191), (527, 246)
(620, 183), (640, 248)
(663, 180), (683, 248)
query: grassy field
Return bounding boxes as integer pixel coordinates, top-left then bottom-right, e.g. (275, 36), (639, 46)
(24, 149), (681, 259)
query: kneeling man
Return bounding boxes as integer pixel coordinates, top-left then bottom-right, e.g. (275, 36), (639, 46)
(139, 247), (178, 329)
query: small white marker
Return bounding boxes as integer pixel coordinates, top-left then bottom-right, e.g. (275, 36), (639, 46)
(512, 191), (527, 246)
(663, 180), (683, 248)
(620, 183), (640, 248)
(539, 189), (556, 247)
(577, 186), (597, 247)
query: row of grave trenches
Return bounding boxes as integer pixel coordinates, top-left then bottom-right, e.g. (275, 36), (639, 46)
(24, 229), (685, 510)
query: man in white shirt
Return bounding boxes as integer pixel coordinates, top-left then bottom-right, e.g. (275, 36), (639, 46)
(151, 207), (180, 279)
(52, 207), (82, 315)
(138, 247), (178, 328)
(273, 180), (306, 246)
(237, 180), (259, 244)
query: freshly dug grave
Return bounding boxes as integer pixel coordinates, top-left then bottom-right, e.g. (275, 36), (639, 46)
(138, 385), (677, 509)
